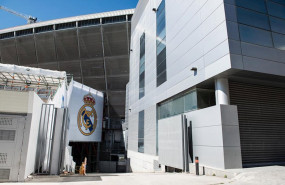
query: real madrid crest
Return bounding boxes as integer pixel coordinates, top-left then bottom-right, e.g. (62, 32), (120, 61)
(77, 94), (97, 136)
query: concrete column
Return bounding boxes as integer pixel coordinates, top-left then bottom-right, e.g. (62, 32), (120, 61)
(215, 78), (230, 105)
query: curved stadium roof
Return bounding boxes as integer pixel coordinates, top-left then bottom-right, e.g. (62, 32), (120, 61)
(0, 9), (134, 118)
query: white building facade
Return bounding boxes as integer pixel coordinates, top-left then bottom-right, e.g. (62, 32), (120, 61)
(127, 0), (285, 172)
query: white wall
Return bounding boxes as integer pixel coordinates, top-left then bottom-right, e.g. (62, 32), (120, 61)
(128, 0), (231, 156)
(0, 90), (29, 114)
(127, 150), (159, 172)
(19, 92), (43, 180)
(25, 92), (43, 178)
(0, 91), (43, 181)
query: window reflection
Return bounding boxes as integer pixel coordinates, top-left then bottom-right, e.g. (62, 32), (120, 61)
(236, 0), (267, 13)
(239, 25), (273, 47)
(156, 0), (167, 87)
(138, 111), (144, 153)
(234, 0), (285, 49)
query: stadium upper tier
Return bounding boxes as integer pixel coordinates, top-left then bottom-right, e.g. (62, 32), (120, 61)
(0, 9), (134, 118)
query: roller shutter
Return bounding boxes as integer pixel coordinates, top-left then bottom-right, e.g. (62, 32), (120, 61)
(229, 81), (285, 167)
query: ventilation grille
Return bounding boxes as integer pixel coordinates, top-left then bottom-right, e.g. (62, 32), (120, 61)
(35, 25), (54, 33)
(0, 32), (14, 40)
(102, 15), (126, 24)
(78, 19), (100, 27)
(0, 153), (7, 165)
(0, 130), (16, 141)
(55, 22), (76, 30)
(16, 28), (33, 36)
(0, 118), (13, 126)
(0, 169), (10, 180)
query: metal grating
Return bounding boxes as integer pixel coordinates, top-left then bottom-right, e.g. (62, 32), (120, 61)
(102, 15), (126, 24)
(78, 27), (103, 59)
(0, 118), (12, 126)
(35, 32), (57, 63)
(55, 29), (79, 61)
(0, 130), (16, 141)
(16, 35), (37, 65)
(102, 23), (129, 56)
(0, 153), (7, 164)
(0, 38), (18, 64)
(229, 81), (285, 167)
(0, 169), (10, 180)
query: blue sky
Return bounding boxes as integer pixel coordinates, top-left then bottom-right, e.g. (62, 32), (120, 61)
(0, 0), (138, 30)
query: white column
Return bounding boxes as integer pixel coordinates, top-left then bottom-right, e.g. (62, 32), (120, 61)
(215, 78), (230, 105)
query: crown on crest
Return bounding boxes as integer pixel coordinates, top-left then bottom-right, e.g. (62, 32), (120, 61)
(83, 94), (95, 106)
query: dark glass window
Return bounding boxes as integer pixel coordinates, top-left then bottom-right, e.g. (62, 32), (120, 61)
(156, 0), (167, 87)
(157, 89), (215, 120)
(272, 32), (285, 50)
(267, 1), (285, 19)
(270, 16), (285, 34)
(139, 33), (145, 99)
(236, 0), (267, 13)
(138, 111), (144, 153)
(239, 25), (273, 47)
(237, 7), (270, 30)
(270, 0), (285, 6)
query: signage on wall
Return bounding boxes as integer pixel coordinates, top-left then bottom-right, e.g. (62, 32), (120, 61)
(67, 81), (103, 142)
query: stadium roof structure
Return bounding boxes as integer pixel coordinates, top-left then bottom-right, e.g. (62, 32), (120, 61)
(0, 9), (134, 118)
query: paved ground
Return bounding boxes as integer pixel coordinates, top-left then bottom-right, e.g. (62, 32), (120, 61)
(229, 166), (285, 185)
(1, 166), (285, 185)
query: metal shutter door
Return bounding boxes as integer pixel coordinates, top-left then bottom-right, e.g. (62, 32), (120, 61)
(229, 81), (285, 167)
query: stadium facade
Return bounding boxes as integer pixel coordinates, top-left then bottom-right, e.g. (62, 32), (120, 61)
(126, 0), (285, 172)
(0, 9), (134, 175)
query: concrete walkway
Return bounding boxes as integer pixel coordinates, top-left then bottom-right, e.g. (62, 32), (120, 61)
(3, 173), (231, 185)
(1, 166), (285, 185)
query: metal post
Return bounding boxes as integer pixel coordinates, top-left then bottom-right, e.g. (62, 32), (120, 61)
(183, 115), (189, 173)
(195, 156), (199, 176)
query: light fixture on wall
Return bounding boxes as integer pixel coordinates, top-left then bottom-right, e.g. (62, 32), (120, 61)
(191, 67), (197, 71)
(152, 8), (157, 12)
(130, 49), (133, 52)
(129, 109), (131, 112)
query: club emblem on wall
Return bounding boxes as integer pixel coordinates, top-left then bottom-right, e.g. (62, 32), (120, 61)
(77, 94), (97, 136)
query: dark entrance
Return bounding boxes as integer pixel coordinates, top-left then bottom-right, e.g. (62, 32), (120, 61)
(69, 142), (99, 173)
(229, 81), (285, 167)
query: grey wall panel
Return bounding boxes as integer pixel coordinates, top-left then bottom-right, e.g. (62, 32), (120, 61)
(158, 115), (184, 169)
(127, 112), (138, 152)
(0, 115), (26, 182)
(50, 109), (65, 175)
(144, 105), (157, 156)
(185, 105), (242, 169)
(243, 56), (285, 77)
